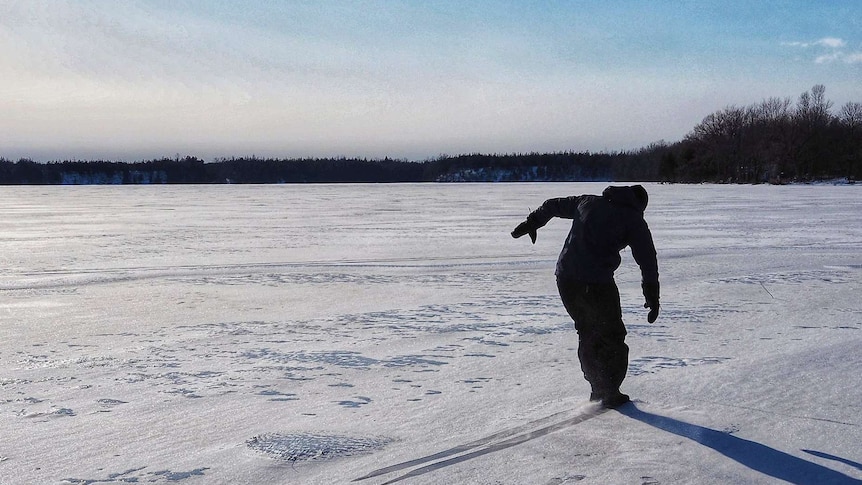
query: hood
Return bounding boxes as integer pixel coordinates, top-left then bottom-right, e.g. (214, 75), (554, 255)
(602, 185), (648, 212)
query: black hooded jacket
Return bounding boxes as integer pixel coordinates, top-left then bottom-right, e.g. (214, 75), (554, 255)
(526, 185), (658, 284)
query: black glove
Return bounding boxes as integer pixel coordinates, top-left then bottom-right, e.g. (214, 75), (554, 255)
(642, 282), (660, 323)
(511, 220), (537, 244)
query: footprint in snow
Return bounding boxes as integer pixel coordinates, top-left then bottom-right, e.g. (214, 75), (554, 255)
(62, 466), (208, 484)
(545, 474), (586, 484)
(97, 399), (128, 407)
(335, 396), (372, 408)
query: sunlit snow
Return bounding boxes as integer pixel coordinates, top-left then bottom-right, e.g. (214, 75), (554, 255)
(1, 183), (860, 484)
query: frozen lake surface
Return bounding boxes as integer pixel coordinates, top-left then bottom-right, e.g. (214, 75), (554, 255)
(1, 183), (860, 484)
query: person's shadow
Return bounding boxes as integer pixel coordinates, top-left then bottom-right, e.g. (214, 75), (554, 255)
(619, 404), (861, 484)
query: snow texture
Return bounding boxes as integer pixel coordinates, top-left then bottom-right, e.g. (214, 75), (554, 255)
(1, 183), (860, 484)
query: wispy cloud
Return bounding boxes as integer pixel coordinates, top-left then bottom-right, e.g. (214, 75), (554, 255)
(784, 36), (862, 64)
(782, 37), (846, 48)
(815, 37), (847, 48)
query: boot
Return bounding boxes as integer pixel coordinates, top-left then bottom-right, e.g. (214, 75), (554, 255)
(600, 391), (630, 409)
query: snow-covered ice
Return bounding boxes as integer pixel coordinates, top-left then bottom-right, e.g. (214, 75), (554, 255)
(1, 183), (860, 484)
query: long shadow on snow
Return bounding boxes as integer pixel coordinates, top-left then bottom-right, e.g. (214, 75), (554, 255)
(620, 405), (861, 484)
(802, 450), (862, 472)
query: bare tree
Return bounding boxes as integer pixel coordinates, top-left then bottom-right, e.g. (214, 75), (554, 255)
(840, 101), (862, 130)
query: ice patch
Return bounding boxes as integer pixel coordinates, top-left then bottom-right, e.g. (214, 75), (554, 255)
(246, 433), (391, 462)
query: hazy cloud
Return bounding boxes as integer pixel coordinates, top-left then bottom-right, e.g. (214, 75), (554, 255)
(814, 52), (862, 64)
(815, 53), (842, 64)
(817, 46), (862, 65)
(2, 2), (861, 161)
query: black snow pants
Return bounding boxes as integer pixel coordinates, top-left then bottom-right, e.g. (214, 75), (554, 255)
(557, 278), (629, 396)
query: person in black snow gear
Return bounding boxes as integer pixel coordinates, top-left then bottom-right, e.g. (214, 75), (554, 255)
(511, 185), (660, 409)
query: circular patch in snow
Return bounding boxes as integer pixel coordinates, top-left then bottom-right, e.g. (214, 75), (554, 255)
(246, 433), (391, 462)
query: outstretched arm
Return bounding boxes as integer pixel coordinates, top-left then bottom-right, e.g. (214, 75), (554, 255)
(511, 196), (582, 244)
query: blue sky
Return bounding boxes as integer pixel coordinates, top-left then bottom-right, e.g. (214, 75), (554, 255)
(1, 0), (860, 162)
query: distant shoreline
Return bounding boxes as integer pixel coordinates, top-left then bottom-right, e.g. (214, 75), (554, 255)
(1, 154), (856, 186)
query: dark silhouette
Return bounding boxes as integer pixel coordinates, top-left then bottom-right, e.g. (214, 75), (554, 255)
(512, 185), (659, 408)
(0, 152), (640, 185)
(663, 85), (861, 183)
(0, 156), (427, 185)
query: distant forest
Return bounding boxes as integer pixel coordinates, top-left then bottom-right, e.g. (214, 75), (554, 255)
(2, 85), (859, 184)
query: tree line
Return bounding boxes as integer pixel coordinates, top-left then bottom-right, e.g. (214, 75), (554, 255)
(659, 85), (861, 183)
(0, 156), (429, 184)
(0, 152), (658, 184)
(1, 85), (858, 184)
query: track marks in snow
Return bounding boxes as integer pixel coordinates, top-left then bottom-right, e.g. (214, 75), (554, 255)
(81, 295), (574, 407)
(0, 260), (541, 292)
(0, 294), (574, 431)
(2, 288), (734, 432)
(712, 268), (854, 286)
(630, 304), (743, 327)
(1, 270), (741, 484)
(629, 356), (731, 376)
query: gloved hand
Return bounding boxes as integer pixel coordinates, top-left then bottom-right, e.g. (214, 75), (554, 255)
(642, 282), (660, 323)
(511, 220), (537, 244)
